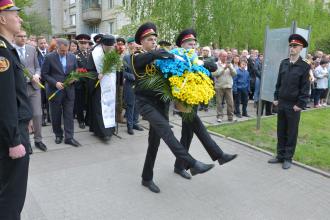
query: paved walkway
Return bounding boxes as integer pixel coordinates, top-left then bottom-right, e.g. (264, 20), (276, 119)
(22, 105), (330, 220)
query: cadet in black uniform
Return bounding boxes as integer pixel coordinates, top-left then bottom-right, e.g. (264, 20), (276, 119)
(0, 1), (33, 219)
(268, 34), (310, 169)
(74, 34), (91, 129)
(132, 22), (214, 193)
(174, 29), (237, 179)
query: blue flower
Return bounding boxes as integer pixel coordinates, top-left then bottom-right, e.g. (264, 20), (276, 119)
(155, 48), (210, 78)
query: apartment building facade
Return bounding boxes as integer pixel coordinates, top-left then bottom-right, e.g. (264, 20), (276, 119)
(27, 0), (131, 37)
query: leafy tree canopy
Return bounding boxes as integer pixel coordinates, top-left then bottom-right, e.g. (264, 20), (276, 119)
(120, 0), (330, 52)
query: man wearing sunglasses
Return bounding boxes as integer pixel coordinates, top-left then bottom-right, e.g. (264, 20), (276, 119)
(268, 34), (310, 169)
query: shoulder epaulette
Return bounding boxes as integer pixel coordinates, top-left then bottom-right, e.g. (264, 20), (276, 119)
(0, 40), (7, 48)
(303, 58), (310, 64)
(133, 50), (142, 55)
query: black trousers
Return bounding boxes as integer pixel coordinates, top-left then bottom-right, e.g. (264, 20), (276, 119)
(262, 100), (272, 115)
(256, 100), (273, 116)
(0, 122), (30, 220)
(136, 96), (196, 181)
(89, 85), (114, 138)
(276, 104), (301, 161)
(174, 111), (224, 170)
(41, 88), (50, 122)
(49, 89), (75, 140)
(235, 88), (249, 115)
(74, 81), (87, 124)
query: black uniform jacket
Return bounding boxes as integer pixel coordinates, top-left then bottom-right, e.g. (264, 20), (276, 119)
(274, 57), (310, 108)
(74, 49), (90, 89)
(131, 49), (174, 100)
(0, 36), (32, 151)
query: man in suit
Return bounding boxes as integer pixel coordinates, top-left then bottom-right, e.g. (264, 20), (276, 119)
(123, 37), (144, 135)
(41, 38), (81, 147)
(0, 1), (32, 219)
(36, 36), (50, 126)
(14, 30), (47, 153)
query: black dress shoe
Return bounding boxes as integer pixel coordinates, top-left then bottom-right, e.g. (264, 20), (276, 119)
(190, 161), (214, 176)
(64, 138), (81, 147)
(268, 158), (283, 164)
(35, 142), (47, 152)
(28, 146), (33, 155)
(218, 153), (237, 165)
(101, 136), (111, 142)
(42, 121), (47, 126)
(282, 160), (292, 169)
(55, 136), (63, 144)
(242, 114), (250, 117)
(133, 124), (144, 131)
(127, 128), (134, 135)
(174, 168), (191, 179)
(79, 122), (86, 129)
(141, 180), (160, 193)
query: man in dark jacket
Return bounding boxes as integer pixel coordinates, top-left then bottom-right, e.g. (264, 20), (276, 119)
(268, 34), (310, 169)
(0, 1), (33, 219)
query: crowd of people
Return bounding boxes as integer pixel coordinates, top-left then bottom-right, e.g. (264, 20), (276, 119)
(1, 1), (330, 218)
(8, 28), (330, 153)
(190, 46), (330, 122)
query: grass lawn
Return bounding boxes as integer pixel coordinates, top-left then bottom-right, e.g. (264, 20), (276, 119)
(208, 108), (330, 172)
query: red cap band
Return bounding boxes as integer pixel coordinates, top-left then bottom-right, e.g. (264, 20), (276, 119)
(140, 29), (156, 40)
(290, 39), (303, 46)
(181, 34), (196, 44)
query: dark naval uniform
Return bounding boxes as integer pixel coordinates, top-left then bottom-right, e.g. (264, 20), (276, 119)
(74, 34), (92, 128)
(132, 23), (214, 193)
(274, 56), (310, 161)
(74, 49), (90, 127)
(133, 49), (198, 180)
(0, 36), (32, 219)
(174, 29), (237, 177)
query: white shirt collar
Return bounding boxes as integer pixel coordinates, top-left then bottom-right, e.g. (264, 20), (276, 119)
(14, 44), (26, 50)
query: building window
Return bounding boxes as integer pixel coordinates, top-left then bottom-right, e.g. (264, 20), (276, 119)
(70, 15), (76, 26)
(91, 24), (99, 33)
(108, 0), (114, 8)
(64, 9), (68, 22)
(69, 0), (76, 4)
(109, 21), (115, 34)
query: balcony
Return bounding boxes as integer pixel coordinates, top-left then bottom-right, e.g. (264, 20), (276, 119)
(82, 0), (101, 24)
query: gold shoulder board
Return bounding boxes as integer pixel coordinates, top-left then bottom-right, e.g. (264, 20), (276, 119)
(303, 58), (310, 64)
(0, 40), (7, 48)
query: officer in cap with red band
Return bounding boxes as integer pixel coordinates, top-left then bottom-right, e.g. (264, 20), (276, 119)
(268, 34), (310, 169)
(131, 22), (214, 193)
(74, 34), (91, 129)
(0, 1), (33, 219)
